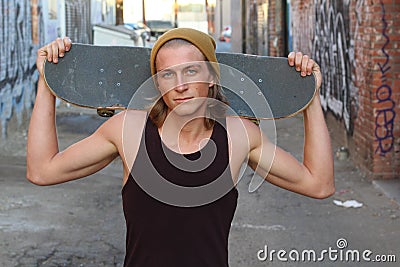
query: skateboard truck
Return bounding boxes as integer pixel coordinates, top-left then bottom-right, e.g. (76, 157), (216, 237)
(96, 104), (125, 117)
(97, 108), (115, 117)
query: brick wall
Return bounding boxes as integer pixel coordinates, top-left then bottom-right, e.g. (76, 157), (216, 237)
(290, 0), (399, 179)
(241, 0), (287, 56)
(266, 0), (286, 56)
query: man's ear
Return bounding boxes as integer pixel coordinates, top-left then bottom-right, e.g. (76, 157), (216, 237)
(208, 73), (215, 88)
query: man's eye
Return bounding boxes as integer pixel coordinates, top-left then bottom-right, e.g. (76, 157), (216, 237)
(161, 72), (173, 78)
(186, 69), (197, 75)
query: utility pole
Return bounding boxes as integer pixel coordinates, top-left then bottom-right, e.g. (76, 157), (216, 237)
(142, 0), (146, 24)
(174, 0), (178, 28)
(220, 0), (223, 33)
(206, 0), (216, 35)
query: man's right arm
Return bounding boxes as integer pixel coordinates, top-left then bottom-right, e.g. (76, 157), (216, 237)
(26, 38), (119, 185)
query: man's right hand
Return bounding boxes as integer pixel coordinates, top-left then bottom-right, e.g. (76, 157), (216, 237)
(36, 37), (72, 76)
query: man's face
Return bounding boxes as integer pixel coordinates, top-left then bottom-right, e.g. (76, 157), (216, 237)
(155, 44), (214, 117)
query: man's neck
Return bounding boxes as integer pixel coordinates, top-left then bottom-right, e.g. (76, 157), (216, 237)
(159, 115), (212, 154)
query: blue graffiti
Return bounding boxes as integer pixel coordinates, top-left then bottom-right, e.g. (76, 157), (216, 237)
(374, 1), (396, 156)
(0, 0), (44, 138)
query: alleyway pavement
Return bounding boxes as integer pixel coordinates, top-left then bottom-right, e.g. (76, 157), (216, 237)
(0, 106), (398, 267)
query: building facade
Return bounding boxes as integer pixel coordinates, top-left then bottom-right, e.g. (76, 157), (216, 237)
(232, 0), (399, 179)
(0, 0), (114, 139)
(290, 0), (399, 179)
(1, 0), (398, 179)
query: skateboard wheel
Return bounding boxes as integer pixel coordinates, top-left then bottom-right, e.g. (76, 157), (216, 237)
(97, 108), (115, 117)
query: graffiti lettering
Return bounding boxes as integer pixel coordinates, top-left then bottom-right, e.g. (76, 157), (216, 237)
(310, 0), (358, 133)
(374, 1), (396, 156)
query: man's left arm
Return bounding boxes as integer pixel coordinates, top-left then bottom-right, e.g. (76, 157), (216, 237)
(248, 52), (335, 198)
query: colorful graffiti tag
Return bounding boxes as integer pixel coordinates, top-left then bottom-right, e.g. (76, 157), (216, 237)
(306, 0), (396, 155)
(0, 0), (44, 138)
(312, 0), (358, 133)
(374, 1), (396, 156)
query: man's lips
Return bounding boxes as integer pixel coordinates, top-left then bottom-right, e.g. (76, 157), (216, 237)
(174, 97), (194, 103)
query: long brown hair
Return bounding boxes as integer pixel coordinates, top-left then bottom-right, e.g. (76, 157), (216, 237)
(148, 39), (228, 129)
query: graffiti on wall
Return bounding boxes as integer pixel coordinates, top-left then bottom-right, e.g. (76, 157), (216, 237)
(0, 0), (44, 138)
(65, 0), (91, 43)
(299, 0), (396, 155)
(374, 1), (396, 156)
(311, 0), (358, 133)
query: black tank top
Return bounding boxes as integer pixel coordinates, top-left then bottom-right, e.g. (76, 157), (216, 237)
(122, 117), (238, 267)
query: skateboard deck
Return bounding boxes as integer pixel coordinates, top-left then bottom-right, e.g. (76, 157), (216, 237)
(44, 43), (316, 119)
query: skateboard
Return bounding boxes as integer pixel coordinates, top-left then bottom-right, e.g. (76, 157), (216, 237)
(43, 43), (316, 119)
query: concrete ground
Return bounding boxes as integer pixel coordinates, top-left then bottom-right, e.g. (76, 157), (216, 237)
(0, 107), (399, 267)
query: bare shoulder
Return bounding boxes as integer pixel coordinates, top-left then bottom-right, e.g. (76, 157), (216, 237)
(226, 116), (261, 136)
(226, 116), (262, 149)
(226, 116), (259, 128)
(120, 109), (148, 135)
(96, 110), (147, 142)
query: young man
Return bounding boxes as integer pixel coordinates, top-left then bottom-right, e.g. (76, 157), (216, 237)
(27, 28), (334, 266)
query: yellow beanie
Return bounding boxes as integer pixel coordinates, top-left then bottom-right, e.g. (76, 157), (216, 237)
(150, 28), (220, 77)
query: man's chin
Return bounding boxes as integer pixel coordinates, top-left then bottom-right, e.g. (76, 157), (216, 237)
(169, 103), (207, 119)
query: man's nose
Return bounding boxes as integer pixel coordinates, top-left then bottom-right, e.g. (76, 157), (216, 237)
(174, 74), (188, 92)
